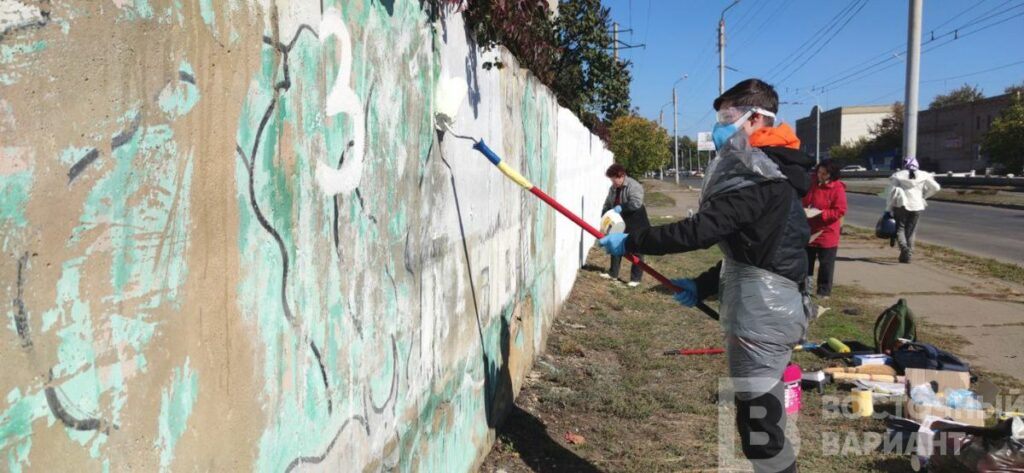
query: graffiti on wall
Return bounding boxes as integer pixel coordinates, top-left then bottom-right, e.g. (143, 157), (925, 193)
(1, 1), (605, 471)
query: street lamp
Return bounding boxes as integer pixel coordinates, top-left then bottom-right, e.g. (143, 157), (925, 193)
(658, 100), (672, 179)
(719, 0), (741, 94)
(672, 74), (688, 184)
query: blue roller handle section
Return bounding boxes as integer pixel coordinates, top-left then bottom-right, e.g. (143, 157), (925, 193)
(473, 140), (502, 165)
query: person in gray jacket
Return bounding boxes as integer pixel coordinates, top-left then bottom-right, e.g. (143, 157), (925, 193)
(600, 164), (651, 287)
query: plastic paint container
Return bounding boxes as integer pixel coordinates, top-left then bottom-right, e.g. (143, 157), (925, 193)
(600, 209), (625, 235)
(783, 364), (802, 415)
(851, 388), (874, 417)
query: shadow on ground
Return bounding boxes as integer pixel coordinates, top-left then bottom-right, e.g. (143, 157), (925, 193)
(836, 256), (899, 265)
(493, 406), (603, 473)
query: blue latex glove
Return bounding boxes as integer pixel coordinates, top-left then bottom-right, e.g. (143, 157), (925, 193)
(670, 278), (698, 307)
(613, 205), (622, 213)
(597, 233), (628, 256)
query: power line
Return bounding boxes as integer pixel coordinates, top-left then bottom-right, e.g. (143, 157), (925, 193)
(801, 0), (1018, 91)
(922, 59), (1024, 84)
(816, 6), (1024, 92)
(823, 11), (1024, 93)
(765, 0), (862, 80)
(729, 0), (769, 43)
(852, 59), (1024, 106)
(774, 0), (868, 85)
(930, 0), (990, 32)
(733, 0), (794, 54)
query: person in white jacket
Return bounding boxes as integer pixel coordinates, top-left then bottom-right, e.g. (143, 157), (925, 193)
(884, 157), (941, 263)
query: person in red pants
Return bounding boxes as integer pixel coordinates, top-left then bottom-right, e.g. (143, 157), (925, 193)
(802, 161), (847, 298)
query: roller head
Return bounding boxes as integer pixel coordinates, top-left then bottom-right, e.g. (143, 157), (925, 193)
(434, 75), (467, 132)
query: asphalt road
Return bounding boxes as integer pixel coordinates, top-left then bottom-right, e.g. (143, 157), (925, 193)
(844, 192), (1024, 265)
(654, 175), (1024, 265)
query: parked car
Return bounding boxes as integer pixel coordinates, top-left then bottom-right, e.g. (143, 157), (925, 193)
(841, 165), (867, 172)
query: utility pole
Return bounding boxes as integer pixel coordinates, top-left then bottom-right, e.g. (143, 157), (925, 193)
(815, 105), (821, 164)
(670, 74), (688, 184)
(903, 0), (922, 164)
(613, 22), (619, 61)
(673, 87), (679, 184)
(718, 1), (740, 95)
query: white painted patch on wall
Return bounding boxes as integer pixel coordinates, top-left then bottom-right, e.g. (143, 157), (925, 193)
(0, 0), (43, 36)
(315, 9), (364, 197)
(434, 74), (467, 131)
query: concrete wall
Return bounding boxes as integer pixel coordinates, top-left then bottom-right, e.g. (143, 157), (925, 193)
(0, 1), (612, 471)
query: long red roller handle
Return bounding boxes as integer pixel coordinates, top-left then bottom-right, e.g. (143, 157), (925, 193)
(662, 347), (725, 356)
(470, 140), (718, 321)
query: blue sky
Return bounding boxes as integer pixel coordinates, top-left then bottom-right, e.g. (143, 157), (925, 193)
(600, 0), (1024, 138)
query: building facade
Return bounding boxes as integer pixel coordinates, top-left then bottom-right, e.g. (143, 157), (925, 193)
(796, 93), (1020, 172)
(917, 93), (1016, 172)
(795, 105), (891, 162)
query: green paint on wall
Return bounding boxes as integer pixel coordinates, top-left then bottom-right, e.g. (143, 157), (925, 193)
(1, 389), (48, 472)
(0, 169), (32, 229)
(0, 390), (34, 448)
(199, 0), (216, 28)
(0, 41), (46, 64)
(155, 358), (199, 471)
(132, 0), (154, 19)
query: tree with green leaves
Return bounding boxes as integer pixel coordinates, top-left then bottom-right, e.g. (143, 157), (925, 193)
(929, 84), (984, 109)
(457, 0), (631, 136)
(863, 102), (904, 156)
(666, 135), (698, 171)
(552, 0), (632, 125)
(828, 137), (869, 165)
(1005, 81), (1024, 97)
(982, 95), (1024, 173)
(608, 115), (671, 175)
(460, 0), (558, 84)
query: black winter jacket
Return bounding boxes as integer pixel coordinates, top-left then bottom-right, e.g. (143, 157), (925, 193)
(625, 146), (813, 300)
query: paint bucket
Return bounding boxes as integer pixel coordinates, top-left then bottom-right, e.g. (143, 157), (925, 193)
(600, 209), (625, 235)
(783, 364), (802, 415)
(851, 388), (874, 417)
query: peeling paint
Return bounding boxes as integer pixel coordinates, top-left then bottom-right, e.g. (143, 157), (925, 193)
(0, 3), (612, 471)
(155, 359), (199, 471)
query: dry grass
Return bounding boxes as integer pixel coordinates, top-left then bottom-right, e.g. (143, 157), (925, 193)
(480, 240), (1023, 472)
(644, 191), (677, 208)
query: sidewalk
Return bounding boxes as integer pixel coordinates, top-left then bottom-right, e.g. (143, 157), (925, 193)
(643, 179), (1024, 382)
(835, 239), (1024, 381)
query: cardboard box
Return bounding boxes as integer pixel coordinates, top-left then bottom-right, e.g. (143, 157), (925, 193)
(904, 368), (999, 427)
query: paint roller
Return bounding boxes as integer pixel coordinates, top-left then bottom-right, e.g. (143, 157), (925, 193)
(433, 76), (719, 321)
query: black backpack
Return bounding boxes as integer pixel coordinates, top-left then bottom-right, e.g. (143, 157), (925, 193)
(892, 342), (970, 372)
(874, 298), (917, 354)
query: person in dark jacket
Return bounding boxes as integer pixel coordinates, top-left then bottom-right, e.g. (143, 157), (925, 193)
(598, 79), (811, 473)
(600, 164), (651, 287)
(802, 161), (847, 298)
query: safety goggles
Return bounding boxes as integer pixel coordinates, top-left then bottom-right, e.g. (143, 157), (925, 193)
(715, 106), (777, 125)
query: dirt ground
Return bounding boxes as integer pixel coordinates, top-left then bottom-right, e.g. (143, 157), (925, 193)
(479, 181), (1023, 473)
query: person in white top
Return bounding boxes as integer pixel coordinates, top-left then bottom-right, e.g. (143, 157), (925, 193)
(884, 157), (941, 263)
